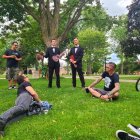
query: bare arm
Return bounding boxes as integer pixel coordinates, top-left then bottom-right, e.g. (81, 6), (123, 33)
(108, 83), (120, 96)
(15, 57), (22, 61)
(2, 54), (16, 59)
(25, 86), (41, 103)
(88, 76), (103, 88)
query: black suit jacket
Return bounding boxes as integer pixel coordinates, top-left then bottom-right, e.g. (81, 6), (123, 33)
(45, 47), (60, 67)
(69, 46), (84, 67)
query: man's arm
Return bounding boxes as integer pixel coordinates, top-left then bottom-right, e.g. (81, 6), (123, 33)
(88, 76), (103, 88)
(15, 57), (22, 61)
(2, 54), (16, 59)
(25, 86), (41, 103)
(107, 83), (120, 96)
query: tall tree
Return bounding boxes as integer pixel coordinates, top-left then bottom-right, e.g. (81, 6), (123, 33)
(78, 28), (108, 74)
(81, 4), (113, 32)
(110, 15), (128, 74)
(125, 0), (140, 56)
(0, 0), (100, 47)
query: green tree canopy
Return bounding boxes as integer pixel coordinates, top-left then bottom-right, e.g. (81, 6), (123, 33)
(0, 0), (101, 46)
(78, 28), (108, 73)
(124, 0), (140, 56)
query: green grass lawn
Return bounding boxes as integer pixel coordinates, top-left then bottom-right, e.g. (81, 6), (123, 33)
(0, 77), (140, 140)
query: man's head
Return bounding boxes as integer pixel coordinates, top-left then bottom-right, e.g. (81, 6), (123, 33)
(73, 38), (79, 46)
(17, 74), (29, 85)
(106, 62), (116, 72)
(51, 39), (57, 47)
(11, 41), (18, 50)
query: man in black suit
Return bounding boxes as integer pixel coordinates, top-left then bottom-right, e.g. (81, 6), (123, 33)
(68, 38), (85, 88)
(44, 39), (61, 88)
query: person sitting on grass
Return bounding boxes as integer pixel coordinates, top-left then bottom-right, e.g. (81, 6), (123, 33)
(0, 74), (42, 136)
(85, 62), (120, 101)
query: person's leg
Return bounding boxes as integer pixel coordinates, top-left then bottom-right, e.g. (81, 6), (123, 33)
(88, 88), (103, 98)
(13, 67), (19, 89)
(77, 67), (85, 88)
(48, 67), (54, 88)
(111, 92), (119, 100)
(71, 65), (76, 87)
(55, 67), (60, 88)
(0, 93), (32, 133)
(6, 68), (13, 89)
(0, 93), (32, 122)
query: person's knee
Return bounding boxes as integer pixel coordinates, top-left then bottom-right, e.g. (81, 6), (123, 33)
(112, 92), (119, 100)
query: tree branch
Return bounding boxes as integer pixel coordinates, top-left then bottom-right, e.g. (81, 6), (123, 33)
(60, 0), (90, 41)
(17, 0), (40, 23)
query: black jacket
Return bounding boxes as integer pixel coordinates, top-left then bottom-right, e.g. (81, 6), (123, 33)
(68, 46), (84, 67)
(45, 47), (60, 67)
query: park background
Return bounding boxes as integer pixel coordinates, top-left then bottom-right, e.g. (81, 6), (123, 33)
(0, 0), (140, 139)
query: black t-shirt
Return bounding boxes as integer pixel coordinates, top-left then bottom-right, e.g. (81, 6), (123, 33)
(17, 81), (31, 96)
(4, 49), (22, 68)
(102, 71), (119, 91)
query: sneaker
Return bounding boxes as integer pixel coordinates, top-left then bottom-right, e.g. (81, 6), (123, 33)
(128, 124), (140, 136)
(8, 86), (13, 90)
(85, 88), (89, 93)
(12, 85), (17, 89)
(116, 130), (140, 140)
(0, 119), (6, 132)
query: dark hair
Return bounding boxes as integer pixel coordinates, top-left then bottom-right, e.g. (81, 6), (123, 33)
(108, 62), (116, 69)
(11, 41), (18, 45)
(51, 39), (56, 42)
(17, 75), (25, 85)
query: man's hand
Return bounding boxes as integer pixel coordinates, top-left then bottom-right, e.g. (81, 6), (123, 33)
(15, 57), (22, 61)
(70, 59), (74, 63)
(10, 55), (16, 58)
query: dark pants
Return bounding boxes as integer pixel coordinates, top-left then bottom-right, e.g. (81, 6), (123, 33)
(0, 93), (32, 123)
(71, 64), (85, 87)
(48, 66), (60, 87)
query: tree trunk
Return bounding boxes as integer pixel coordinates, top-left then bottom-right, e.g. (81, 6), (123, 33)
(87, 61), (92, 75)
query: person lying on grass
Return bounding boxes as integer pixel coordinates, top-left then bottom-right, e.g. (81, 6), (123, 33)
(85, 62), (120, 101)
(0, 74), (43, 136)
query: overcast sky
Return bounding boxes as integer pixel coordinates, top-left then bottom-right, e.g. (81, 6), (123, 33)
(99, 0), (133, 63)
(100, 0), (133, 16)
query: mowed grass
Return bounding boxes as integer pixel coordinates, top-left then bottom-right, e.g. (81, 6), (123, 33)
(0, 77), (140, 140)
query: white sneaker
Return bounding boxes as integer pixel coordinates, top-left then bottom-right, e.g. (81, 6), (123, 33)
(8, 86), (12, 90)
(12, 85), (17, 89)
(116, 130), (140, 140)
(128, 124), (140, 136)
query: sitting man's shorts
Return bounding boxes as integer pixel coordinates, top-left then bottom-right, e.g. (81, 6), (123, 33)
(94, 88), (109, 95)
(6, 67), (19, 80)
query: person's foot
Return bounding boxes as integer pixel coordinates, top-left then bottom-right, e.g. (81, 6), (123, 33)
(85, 88), (89, 93)
(116, 130), (140, 140)
(0, 119), (6, 132)
(12, 85), (17, 89)
(48, 86), (52, 88)
(128, 124), (140, 136)
(8, 86), (13, 90)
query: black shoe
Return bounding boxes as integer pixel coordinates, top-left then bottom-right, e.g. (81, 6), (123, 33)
(116, 130), (140, 140)
(85, 88), (89, 93)
(12, 85), (17, 89)
(48, 86), (52, 88)
(0, 119), (6, 131)
(57, 86), (61, 88)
